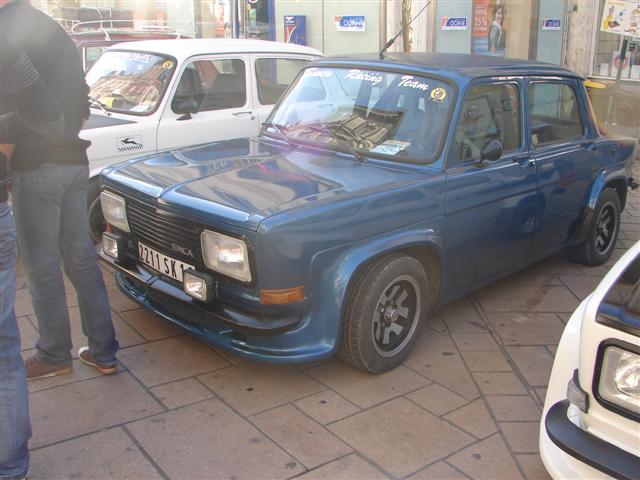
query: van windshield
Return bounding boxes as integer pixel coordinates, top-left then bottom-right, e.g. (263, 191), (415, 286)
(86, 51), (176, 115)
(265, 67), (454, 163)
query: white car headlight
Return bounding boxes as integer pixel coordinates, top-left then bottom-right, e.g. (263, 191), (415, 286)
(200, 230), (251, 282)
(598, 345), (640, 416)
(100, 191), (130, 233)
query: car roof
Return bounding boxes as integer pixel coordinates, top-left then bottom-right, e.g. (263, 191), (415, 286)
(105, 39), (322, 61)
(314, 53), (583, 80)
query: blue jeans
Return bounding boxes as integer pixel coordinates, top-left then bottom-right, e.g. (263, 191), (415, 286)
(12, 164), (118, 364)
(0, 202), (30, 480)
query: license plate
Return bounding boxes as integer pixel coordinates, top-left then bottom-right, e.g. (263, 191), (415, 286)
(138, 242), (194, 282)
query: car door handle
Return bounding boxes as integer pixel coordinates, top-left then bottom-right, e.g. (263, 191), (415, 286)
(512, 155), (535, 167)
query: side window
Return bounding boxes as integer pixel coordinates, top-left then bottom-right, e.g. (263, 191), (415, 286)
(255, 58), (308, 105)
(528, 82), (584, 147)
(85, 47), (104, 71)
(453, 83), (521, 162)
(171, 58), (246, 113)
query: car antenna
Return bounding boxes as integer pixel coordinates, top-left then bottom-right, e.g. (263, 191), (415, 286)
(379, 0), (432, 60)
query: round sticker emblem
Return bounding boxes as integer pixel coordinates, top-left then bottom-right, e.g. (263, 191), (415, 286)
(430, 87), (447, 102)
(162, 60), (174, 70)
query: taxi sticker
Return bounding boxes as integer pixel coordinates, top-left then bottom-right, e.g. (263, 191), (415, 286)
(430, 87), (447, 103)
(162, 60), (174, 70)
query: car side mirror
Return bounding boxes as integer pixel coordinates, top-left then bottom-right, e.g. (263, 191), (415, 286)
(174, 98), (200, 120)
(480, 139), (503, 163)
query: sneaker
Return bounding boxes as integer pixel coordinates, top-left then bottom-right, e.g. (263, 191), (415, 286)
(25, 355), (72, 380)
(78, 346), (117, 375)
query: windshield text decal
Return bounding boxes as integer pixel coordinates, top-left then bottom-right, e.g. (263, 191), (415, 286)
(397, 75), (430, 91)
(345, 69), (383, 86)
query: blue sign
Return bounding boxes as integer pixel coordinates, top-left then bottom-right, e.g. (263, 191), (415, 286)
(441, 17), (468, 31)
(335, 15), (365, 32)
(541, 18), (561, 31)
(284, 15), (307, 45)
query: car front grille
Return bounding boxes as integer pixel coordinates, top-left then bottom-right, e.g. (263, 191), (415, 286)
(126, 197), (203, 265)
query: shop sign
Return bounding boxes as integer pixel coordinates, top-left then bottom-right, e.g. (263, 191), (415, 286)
(335, 15), (365, 32)
(441, 17), (468, 30)
(284, 15), (307, 45)
(541, 18), (561, 31)
(600, 0), (640, 38)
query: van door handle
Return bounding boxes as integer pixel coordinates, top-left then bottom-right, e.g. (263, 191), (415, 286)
(233, 111), (255, 119)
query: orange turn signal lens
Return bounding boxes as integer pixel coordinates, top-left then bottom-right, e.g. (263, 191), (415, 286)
(260, 286), (304, 305)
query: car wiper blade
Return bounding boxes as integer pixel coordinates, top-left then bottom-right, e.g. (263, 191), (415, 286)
(89, 96), (111, 116)
(261, 121), (292, 146)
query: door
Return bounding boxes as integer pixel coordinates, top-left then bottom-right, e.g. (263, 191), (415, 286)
(251, 54), (313, 126)
(156, 55), (259, 151)
(444, 80), (538, 294)
(526, 79), (599, 258)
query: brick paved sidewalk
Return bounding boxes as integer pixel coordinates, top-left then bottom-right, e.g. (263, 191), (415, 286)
(16, 165), (638, 480)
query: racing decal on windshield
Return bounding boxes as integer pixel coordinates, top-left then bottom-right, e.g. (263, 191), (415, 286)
(397, 75), (430, 91)
(117, 135), (143, 152)
(304, 67), (333, 78)
(430, 87), (447, 102)
(344, 69), (384, 85)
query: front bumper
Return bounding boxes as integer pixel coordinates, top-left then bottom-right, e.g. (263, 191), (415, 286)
(543, 400), (640, 480)
(101, 250), (336, 363)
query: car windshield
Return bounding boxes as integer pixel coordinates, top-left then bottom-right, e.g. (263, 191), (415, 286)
(265, 66), (454, 163)
(86, 51), (176, 115)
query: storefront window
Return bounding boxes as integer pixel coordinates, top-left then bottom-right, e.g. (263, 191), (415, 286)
(593, 1), (640, 80)
(238, 0), (273, 41)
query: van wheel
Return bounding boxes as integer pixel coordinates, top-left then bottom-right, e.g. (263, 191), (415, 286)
(569, 188), (620, 266)
(339, 254), (427, 373)
(87, 178), (105, 245)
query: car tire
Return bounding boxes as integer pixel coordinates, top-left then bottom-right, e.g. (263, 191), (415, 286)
(339, 253), (428, 373)
(569, 188), (621, 266)
(87, 178), (105, 245)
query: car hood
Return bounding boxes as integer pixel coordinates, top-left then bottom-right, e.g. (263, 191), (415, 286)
(103, 138), (427, 231)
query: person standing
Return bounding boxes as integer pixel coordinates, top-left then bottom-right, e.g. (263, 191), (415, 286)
(0, 0), (119, 380)
(1, 39), (64, 479)
(488, 5), (507, 56)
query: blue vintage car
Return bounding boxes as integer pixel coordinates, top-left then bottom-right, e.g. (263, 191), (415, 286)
(99, 54), (638, 372)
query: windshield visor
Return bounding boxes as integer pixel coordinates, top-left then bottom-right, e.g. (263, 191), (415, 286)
(266, 67), (454, 162)
(86, 51), (175, 115)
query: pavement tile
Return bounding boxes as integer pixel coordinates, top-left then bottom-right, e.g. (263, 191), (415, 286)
(472, 372), (527, 395)
(516, 454), (552, 480)
(437, 298), (482, 320)
(443, 316), (490, 334)
(128, 399), (304, 479)
(404, 330), (480, 400)
(306, 361), (429, 409)
(293, 390), (360, 425)
(150, 378), (214, 409)
(14, 289), (34, 316)
(461, 350), (512, 372)
(27, 358), (101, 393)
(213, 346), (251, 365)
(118, 336), (228, 387)
(295, 454), (388, 480)
(558, 274), (602, 300)
(444, 399), (498, 439)
(17, 315), (38, 350)
(252, 405), (352, 469)
(534, 387), (548, 406)
(426, 314), (449, 335)
(329, 398), (473, 478)
(505, 346), (555, 387)
(451, 333), (499, 352)
(475, 286), (579, 313)
(106, 284), (140, 312)
(499, 422), (540, 453)
(29, 427), (162, 480)
(29, 372), (163, 448)
(407, 461), (469, 480)
(406, 383), (469, 416)
(487, 312), (565, 345)
(198, 362), (323, 416)
(486, 396), (541, 422)
(447, 434), (524, 480)
(118, 308), (185, 341)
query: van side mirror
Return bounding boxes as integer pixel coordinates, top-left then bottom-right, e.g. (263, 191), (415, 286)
(480, 139), (503, 163)
(174, 98), (200, 120)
